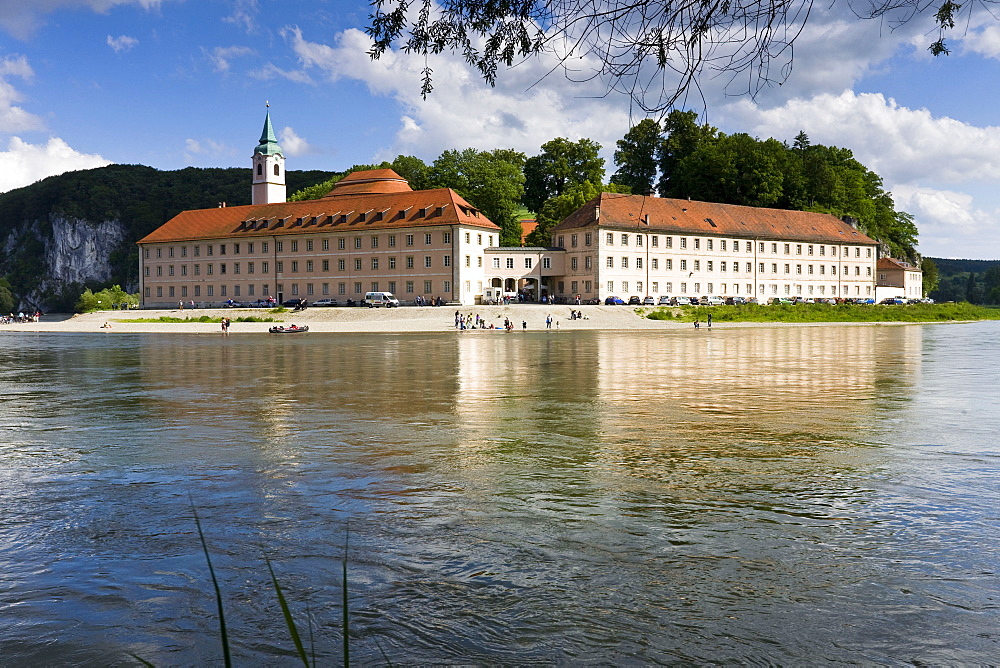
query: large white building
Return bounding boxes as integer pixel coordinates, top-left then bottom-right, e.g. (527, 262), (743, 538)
(548, 192), (881, 302)
(139, 113), (889, 308)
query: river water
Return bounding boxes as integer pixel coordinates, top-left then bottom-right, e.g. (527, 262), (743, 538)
(0, 322), (997, 664)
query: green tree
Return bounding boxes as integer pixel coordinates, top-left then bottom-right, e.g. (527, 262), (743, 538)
(672, 133), (785, 207)
(523, 138), (604, 212)
(921, 257), (940, 298)
(525, 181), (630, 246)
(611, 119), (661, 196)
(0, 278), (15, 314)
(428, 148), (527, 246)
(656, 110), (717, 198)
(390, 155), (430, 190)
(982, 265), (1000, 304)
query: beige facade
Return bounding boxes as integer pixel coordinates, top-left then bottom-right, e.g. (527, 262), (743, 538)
(550, 193), (880, 302)
(875, 257), (923, 300)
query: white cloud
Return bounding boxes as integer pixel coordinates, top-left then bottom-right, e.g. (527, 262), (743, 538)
(222, 0), (258, 34)
(183, 137), (236, 164)
(205, 45), (254, 73)
(724, 90), (1000, 187)
(107, 34), (138, 53)
(279, 126), (311, 156)
(0, 0), (168, 39)
(248, 62), (313, 84)
(0, 55), (44, 133)
(284, 26), (631, 164)
(0, 136), (110, 193)
(893, 185), (1000, 259)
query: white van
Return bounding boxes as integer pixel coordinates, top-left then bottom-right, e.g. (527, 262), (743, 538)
(364, 291), (400, 308)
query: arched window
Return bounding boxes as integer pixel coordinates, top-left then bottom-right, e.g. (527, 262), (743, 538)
(257, 163), (262, 176)
(274, 164), (280, 176)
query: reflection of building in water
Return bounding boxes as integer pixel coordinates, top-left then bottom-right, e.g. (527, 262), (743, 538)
(593, 325), (923, 435)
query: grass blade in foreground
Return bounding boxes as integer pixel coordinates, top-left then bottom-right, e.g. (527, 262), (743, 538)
(265, 554), (309, 667)
(191, 502), (231, 668)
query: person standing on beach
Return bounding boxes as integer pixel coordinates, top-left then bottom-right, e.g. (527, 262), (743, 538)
(707, 313), (712, 328)
(221, 317), (230, 334)
(546, 314), (552, 329)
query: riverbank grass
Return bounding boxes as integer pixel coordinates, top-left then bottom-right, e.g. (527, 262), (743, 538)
(116, 315), (278, 323)
(645, 302), (1000, 323)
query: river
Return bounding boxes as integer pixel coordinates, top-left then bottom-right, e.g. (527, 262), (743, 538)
(1, 322), (997, 664)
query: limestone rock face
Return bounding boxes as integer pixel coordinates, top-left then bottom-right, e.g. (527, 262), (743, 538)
(1, 215), (130, 311)
(46, 216), (126, 285)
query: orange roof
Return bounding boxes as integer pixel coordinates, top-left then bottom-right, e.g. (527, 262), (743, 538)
(138, 180), (498, 244)
(323, 168), (413, 196)
(553, 193), (879, 245)
(877, 257), (916, 270)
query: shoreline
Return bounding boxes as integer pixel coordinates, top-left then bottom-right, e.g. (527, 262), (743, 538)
(0, 305), (967, 334)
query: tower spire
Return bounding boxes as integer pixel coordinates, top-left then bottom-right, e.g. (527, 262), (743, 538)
(252, 104), (286, 205)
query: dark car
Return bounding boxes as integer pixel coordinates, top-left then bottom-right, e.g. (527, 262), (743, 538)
(605, 296), (625, 305)
(628, 296), (641, 305)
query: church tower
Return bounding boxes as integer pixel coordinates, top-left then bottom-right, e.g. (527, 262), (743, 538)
(252, 108), (286, 205)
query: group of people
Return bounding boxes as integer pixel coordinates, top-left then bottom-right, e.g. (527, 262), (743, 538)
(414, 295), (445, 306)
(568, 309), (586, 321)
(2, 311), (40, 324)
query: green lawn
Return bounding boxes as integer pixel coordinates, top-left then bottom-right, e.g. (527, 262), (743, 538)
(644, 302), (1000, 323)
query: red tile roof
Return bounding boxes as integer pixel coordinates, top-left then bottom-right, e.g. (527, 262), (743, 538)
(877, 257), (916, 270)
(138, 176), (498, 244)
(553, 193), (879, 245)
(323, 168), (413, 196)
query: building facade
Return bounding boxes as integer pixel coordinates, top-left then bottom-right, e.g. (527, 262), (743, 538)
(875, 257), (923, 301)
(549, 193), (880, 302)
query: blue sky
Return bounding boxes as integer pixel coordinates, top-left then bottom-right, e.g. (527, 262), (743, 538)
(2, 0), (1000, 259)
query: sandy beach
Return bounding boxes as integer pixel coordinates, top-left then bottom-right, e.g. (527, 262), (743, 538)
(2, 304), (690, 334)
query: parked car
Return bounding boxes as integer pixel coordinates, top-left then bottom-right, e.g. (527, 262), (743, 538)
(856, 298), (876, 305)
(703, 295), (725, 306)
(642, 296), (656, 306)
(628, 296), (641, 305)
(605, 296), (625, 305)
(251, 298), (277, 307)
(281, 299), (302, 307)
(223, 299), (244, 308)
(725, 296), (747, 305)
(313, 298), (338, 307)
(687, 297), (700, 306)
(769, 297), (793, 305)
(880, 298), (905, 305)
(658, 295), (672, 305)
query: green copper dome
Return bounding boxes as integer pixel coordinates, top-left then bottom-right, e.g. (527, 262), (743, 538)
(254, 111), (283, 156)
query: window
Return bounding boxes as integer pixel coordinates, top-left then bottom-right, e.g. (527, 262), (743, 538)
(706, 239), (712, 250)
(354, 258), (362, 270)
(425, 256), (433, 268)
(169, 247), (175, 258)
(585, 256), (592, 269)
(322, 260), (329, 272)
(795, 264), (801, 275)
(706, 261), (712, 271)
(389, 235), (396, 247)
(720, 261), (725, 272)
(796, 244), (802, 255)
(274, 242), (281, 253)
(354, 282), (363, 294)
(571, 234), (578, 247)
(424, 280), (432, 293)
(784, 243), (790, 254)
(407, 256), (414, 268)
(221, 264), (228, 275)
(571, 257), (578, 270)
(607, 281), (614, 292)
(306, 260), (313, 272)
(607, 233), (614, 245)
(866, 247), (872, 258)
(636, 235), (642, 246)
(371, 282), (379, 292)
(338, 238), (346, 250)
(771, 243), (777, 253)
(262, 262), (268, 273)
(693, 260), (700, 271)
(651, 236), (658, 248)
(771, 263), (778, 274)
(322, 239), (329, 251)
(261, 242), (268, 253)
(372, 258), (379, 270)
(507, 258), (515, 269)
(651, 258), (658, 270)
(389, 257), (396, 269)
(465, 232), (471, 243)
(425, 234), (432, 245)
(680, 282), (687, 293)
(406, 281), (414, 293)
(493, 257), (501, 268)
(666, 259), (672, 270)
(443, 256), (451, 267)
(355, 238), (362, 249)
(291, 261), (298, 273)
(168, 265), (174, 276)
(622, 234), (629, 245)
(524, 258), (532, 269)
(477, 234), (482, 244)
(607, 257), (614, 268)
(443, 233), (451, 243)
(338, 259), (345, 271)
(291, 241), (298, 252)
(665, 236), (673, 249)
(543, 257), (551, 269)
(406, 234), (414, 246)
(339, 283), (346, 295)
(820, 246), (826, 256)
(371, 237), (378, 248)
(680, 260), (687, 271)
(680, 237), (687, 249)
(636, 258), (642, 269)
(759, 263), (766, 273)
(181, 246), (187, 258)
(622, 281), (629, 292)
(307, 283), (314, 295)
(694, 239), (700, 250)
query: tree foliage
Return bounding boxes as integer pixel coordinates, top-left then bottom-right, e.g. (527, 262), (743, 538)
(523, 137), (604, 212)
(611, 119), (661, 196)
(367, 0), (969, 114)
(75, 285), (138, 313)
(428, 148), (527, 246)
(525, 180), (630, 246)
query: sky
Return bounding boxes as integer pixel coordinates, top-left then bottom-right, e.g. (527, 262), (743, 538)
(1, 0), (1000, 259)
